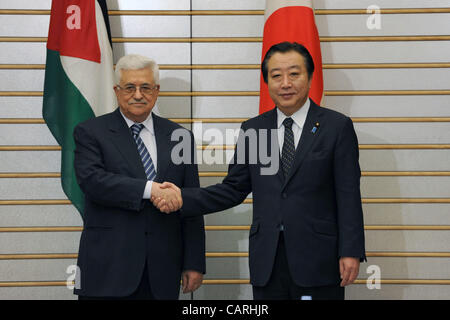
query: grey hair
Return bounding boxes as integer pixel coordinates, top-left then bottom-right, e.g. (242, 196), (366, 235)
(114, 54), (160, 85)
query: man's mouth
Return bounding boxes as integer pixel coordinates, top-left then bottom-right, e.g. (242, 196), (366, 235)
(279, 93), (295, 99)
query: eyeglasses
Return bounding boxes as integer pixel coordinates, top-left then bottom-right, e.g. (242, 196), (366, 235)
(116, 84), (159, 95)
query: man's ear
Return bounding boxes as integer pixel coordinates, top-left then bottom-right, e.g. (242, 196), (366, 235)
(113, 85), (120, 97)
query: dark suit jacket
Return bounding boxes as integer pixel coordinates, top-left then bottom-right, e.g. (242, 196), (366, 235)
(181, 100), (365, 287)
(73, 108), (205, 299)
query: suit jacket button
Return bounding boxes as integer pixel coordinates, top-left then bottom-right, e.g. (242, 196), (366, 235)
(282, 193), (288, 199)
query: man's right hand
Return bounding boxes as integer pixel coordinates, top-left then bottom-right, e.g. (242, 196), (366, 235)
(151, 182), (182, 213)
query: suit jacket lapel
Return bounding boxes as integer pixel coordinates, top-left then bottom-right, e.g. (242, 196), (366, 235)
(282, 100), (324, 189)
(260, 108), (284, 184)
(152, 113), (171, 183)
(108, 108), (147, 179)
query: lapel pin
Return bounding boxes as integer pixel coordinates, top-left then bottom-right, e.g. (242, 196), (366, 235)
(311, 122), (320, 134)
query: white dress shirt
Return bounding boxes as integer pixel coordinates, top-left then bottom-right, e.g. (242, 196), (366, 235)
(120, 110), (157, 199)
(277, 99), (311, 153)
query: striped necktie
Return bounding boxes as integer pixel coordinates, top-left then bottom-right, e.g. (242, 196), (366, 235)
(281, 117), (295, 178)
(131, 123), (156, 181)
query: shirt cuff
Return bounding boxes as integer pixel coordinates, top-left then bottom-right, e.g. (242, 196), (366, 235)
(143, 181), (153, 199)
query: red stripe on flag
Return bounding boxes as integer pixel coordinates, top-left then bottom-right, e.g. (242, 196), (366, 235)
(259, 6), (323, 114)
(47, 0), (101, 63)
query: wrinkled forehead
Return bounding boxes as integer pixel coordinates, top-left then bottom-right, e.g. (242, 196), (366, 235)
(119, 67), (155, 84)
(267, 51), (306, 72)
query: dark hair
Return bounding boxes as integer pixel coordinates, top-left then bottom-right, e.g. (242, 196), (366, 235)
(261, 42), (315, 83)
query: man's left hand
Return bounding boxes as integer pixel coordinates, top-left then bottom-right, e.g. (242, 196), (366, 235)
(181, 270), (203, 293)
(339, 257), (360, 287)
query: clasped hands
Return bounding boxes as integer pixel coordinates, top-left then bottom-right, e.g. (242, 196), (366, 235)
(151, 182), (182, 213)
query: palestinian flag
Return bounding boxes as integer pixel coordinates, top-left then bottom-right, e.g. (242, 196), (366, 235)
(259, 0), (323, 114)
(43, 0), (116, 217)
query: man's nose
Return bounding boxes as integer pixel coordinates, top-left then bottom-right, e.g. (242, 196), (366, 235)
(281, 75), (292, 88)
(133, 88), (144, 99)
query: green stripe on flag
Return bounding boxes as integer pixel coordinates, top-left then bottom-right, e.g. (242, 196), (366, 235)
(43, 49), (96, 216)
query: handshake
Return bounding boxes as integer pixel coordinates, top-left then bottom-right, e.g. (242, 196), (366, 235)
(151, 182), (182, 213)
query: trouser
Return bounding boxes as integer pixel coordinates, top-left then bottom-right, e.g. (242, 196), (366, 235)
(252, 233), (345, 300)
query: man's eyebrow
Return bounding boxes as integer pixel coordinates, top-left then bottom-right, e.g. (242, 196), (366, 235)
(269, 65), (302, 73)
(124, 82), (151, 86)
(269, 67), (281, 73)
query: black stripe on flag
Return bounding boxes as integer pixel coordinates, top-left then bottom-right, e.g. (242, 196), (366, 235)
(97, 0), (112, 47)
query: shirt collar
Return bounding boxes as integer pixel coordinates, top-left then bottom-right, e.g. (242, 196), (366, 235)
(119, 109), (155, 135)
(277, 98), (311, 130)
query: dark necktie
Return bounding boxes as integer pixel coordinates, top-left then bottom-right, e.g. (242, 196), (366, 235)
(281, 117), (295, 178)
(131, 123), (156, 181)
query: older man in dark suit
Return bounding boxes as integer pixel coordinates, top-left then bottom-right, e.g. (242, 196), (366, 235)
(154, 42), (366, 300)
(73, 54), (205, 300)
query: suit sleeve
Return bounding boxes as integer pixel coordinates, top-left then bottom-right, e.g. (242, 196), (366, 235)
(334, 117), (366, 262)
(73, 123), (147, 212)
(180, 124), (253, 218)
(180, 131), (206, 273)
